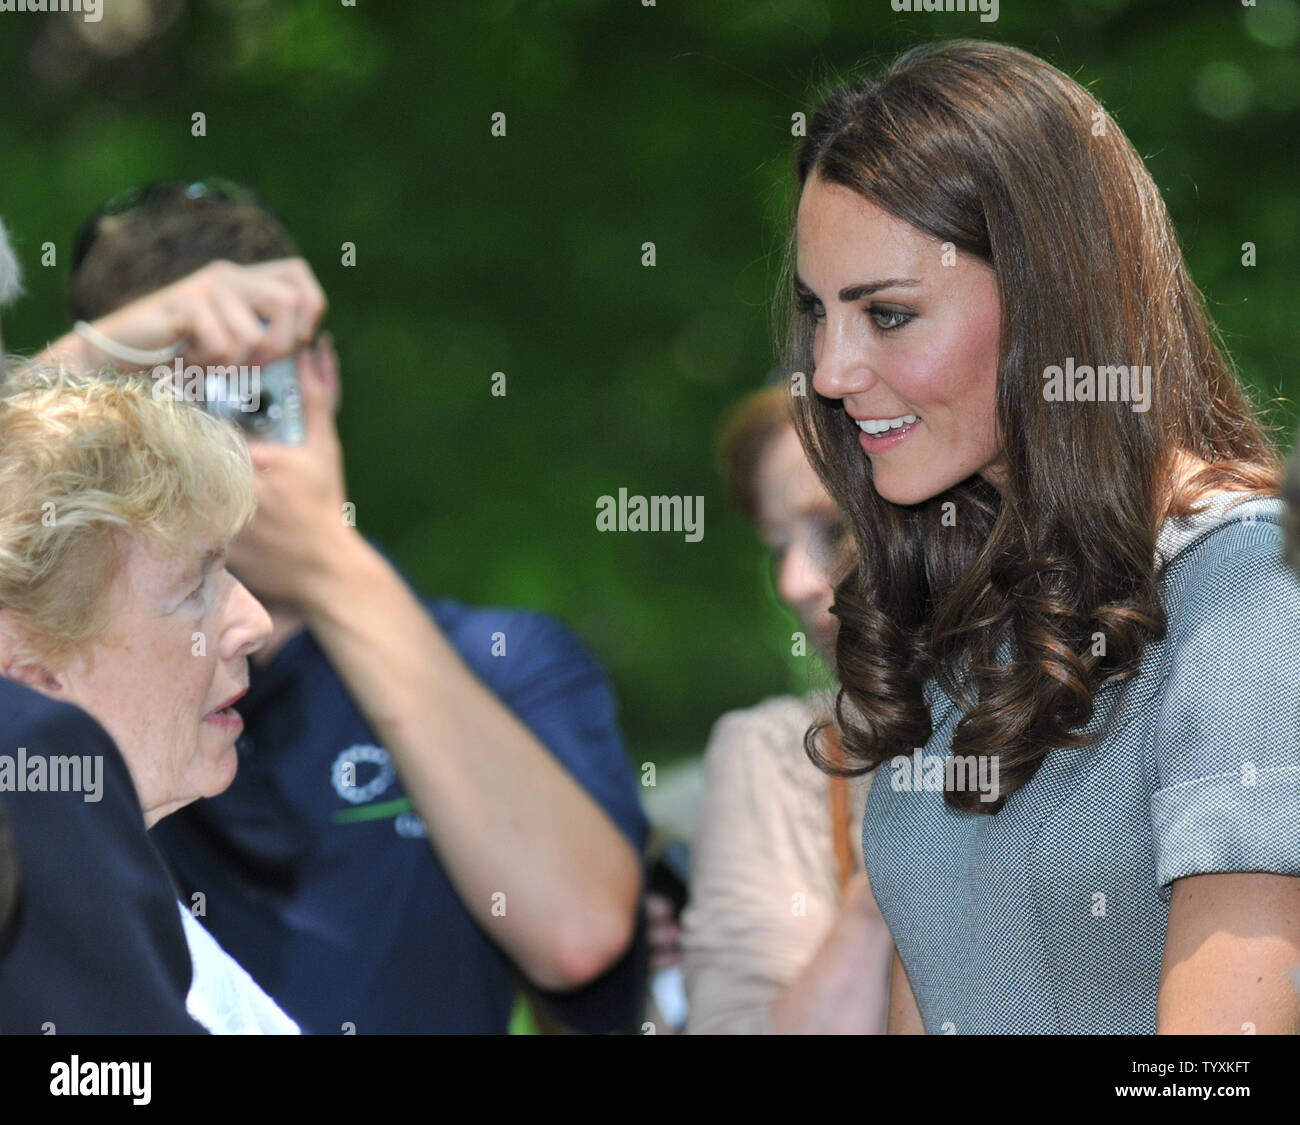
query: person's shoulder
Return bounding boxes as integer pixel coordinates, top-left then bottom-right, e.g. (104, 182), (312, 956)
(0, 675), (73, 725)
(1160, 495), (1296, 628)
(360, 540), (584, 658)
(0, 676), (115, 748)
(364, 534), (592, 668)
(703, 694), (829, 793)
(1160, 493), (1284, 570)
(0, 679), (136, 832)
(421, 595), (564, 640)
(420, 596), (595, 671)
(1146, 495), (1300, 782)
(736, 691), (825, 720)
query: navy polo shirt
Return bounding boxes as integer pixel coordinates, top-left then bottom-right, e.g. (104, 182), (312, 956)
(0, 678), (202, 1034)
(152, 595), (649, 1034)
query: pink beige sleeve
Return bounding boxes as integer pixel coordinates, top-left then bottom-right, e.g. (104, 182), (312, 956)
(681, 701), (844, 1034)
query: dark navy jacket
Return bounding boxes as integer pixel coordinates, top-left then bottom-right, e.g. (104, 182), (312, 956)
(0, 678), (202, 1034)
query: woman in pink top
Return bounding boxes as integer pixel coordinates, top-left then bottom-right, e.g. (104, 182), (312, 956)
(681, 386), (892, 1034)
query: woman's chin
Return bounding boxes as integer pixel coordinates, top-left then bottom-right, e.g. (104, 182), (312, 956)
(200, 737), (241, 798)
(872, 469), (947, 508)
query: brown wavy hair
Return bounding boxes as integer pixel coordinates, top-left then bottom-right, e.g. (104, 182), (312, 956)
(780, 40), (1282, 813)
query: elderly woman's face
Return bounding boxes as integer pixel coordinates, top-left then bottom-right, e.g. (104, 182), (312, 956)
(796, 172), (1005, 504)
(59, 532), (271, 826)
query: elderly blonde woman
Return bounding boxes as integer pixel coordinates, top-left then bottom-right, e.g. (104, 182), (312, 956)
(0, 364), (296, 1033)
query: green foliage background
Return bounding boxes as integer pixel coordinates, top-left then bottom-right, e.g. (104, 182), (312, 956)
(1, 0), (1295, 771)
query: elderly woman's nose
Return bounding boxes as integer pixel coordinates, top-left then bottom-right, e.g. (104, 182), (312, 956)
(224, 579), (273, 658)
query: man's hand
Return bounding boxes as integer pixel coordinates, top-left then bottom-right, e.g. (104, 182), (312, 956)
(226, 337), (353, 609)
(40, 258), (327, 371)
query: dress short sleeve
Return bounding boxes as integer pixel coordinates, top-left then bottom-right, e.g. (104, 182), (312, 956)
(1150, 518), (1300, 891)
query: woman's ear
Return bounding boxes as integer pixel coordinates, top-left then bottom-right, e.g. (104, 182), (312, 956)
(0, 612), (64, 696)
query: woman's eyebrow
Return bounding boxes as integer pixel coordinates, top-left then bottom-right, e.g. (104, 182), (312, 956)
(162, 548), (224, 610)
(794, 274), (921, 300)
(178, 547), (224, 588)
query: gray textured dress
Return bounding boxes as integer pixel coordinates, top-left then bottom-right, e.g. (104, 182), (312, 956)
(862, 493), (1300, 1033)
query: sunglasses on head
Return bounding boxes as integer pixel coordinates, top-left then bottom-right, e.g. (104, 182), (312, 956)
(70, 178), (276, 274)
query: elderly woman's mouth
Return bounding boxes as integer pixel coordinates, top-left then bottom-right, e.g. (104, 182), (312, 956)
(204, 689), (248, 729)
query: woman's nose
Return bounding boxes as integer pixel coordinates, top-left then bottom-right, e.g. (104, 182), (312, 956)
(225, 579), (273, 658)
(811, 318), (876, 400)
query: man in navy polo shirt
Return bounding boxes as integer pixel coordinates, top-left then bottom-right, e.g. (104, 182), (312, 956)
(65, 184), (648, 1033)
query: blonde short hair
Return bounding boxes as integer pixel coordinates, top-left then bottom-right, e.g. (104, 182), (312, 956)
(0, 364), (255, 666)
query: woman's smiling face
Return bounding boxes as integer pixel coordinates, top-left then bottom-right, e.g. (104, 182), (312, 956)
(795, 171), (1006, 504)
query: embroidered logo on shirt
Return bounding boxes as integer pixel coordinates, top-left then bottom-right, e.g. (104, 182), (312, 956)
(394, 812), (428, 838)
(328, 745), (430, 838)
(330, 744), (395, 804)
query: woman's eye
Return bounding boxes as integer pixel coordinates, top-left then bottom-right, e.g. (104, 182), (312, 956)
(870, 306), (913, 332)
(807, 518), (850, 568)
(798, 292), (909, 331)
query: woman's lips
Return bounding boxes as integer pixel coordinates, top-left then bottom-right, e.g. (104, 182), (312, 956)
(203, 707), (244, 732)
(857, 417), (921, 453)
(203, 687), (247, 729)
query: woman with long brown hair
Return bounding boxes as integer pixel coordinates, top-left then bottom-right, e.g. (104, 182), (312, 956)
(783, 40), (1300, 1033)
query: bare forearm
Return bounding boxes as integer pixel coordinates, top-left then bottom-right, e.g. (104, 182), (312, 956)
(301, 533), (641, 990)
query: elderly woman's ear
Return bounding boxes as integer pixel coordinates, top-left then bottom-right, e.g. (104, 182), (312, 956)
(0, 613), (64, 696)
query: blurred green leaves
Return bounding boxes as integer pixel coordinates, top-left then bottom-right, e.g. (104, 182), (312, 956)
(0, 0), (1293, 769)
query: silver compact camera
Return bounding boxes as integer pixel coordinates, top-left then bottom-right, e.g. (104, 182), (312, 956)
(203, 354), (305, 445)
